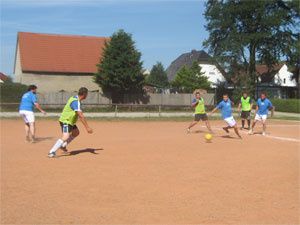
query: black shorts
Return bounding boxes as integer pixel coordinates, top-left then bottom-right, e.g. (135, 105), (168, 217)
(241, 111), (251, 119)
(59, 122), (78, 133)
(194, 113), (208, 121)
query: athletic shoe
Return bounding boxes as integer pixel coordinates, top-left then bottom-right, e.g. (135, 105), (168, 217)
(31, 137), (36, 143)
(48, 153), (58, 158)
(262, 132), (266, 136)
(223, 127), (229, 133)
(240, 127), (244, 130)
(26, 136), (30, 142)
(248, 129), (253, 135)
(238, 136), (242, 139)
(186, 128), (190, 133)
(60, 146), (68, 152)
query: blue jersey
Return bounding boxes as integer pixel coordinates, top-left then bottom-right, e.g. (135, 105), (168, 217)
(70, 96), (81, 111)
(257, 98), (273, 115)
(216, 98), (233, 119)
(19, 91), (37, 111)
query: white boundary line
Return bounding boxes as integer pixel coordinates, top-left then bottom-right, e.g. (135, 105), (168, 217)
(200, 126), (300, 143)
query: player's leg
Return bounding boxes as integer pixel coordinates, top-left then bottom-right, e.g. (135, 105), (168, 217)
(233, 124), (242, 138)
(28, 122), (36, 142)
(48, 123), (71, 157)
(187, 114), (200, 133)
(249, 118), (258, 135)
(204, 120), (213, 133)
(262, 117), (267, 135)
(61, 126), (79, 151)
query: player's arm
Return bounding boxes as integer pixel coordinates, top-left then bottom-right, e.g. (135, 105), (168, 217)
(207, 107), (218, 117)
(34, 102), (46, 115)
(250, 98), (254, 111)
(270, 107), (274, 117)
(254, 105), (258, 116)
(77, 111), (93, 133)
(237, 103), (241, 112)
(191, 99), (199, 107)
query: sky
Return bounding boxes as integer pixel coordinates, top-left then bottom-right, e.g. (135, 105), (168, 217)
(0, 0), (209, 77)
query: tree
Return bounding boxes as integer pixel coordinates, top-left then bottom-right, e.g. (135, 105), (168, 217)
(94, 29), (145, 102)
(149, 62), (169, 88)
(170, 60), (211, 93)
(203, 0), (299, 89)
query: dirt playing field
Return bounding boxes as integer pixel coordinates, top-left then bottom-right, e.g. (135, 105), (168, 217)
(1, 118), (299, 224)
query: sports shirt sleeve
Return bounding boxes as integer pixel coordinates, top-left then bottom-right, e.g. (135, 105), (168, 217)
(31, 93), (38, 103)
(70, 100), (81, 111)
(192, 99), (197, 104)
(216, 101), (223, 109)
(249, 98), (253, 103)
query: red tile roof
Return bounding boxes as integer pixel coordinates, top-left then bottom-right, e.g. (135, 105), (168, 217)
(0, 72), (8, 81)
(18, 32), (109, 74)
(255, 64), (284, 76)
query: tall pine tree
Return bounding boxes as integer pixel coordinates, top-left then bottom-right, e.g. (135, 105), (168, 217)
(149, 62), (169, 88)
(94, 29), (145, 102)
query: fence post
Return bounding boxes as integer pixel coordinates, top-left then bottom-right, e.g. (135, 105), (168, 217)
(115, 104), (118, 117)
(159, 105), (161, 117)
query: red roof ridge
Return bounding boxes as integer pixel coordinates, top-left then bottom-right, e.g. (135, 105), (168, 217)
(18, 31), (109, 40)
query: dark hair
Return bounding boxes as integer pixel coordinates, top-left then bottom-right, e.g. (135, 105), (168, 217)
(78, 87), (88, 96)
(195, 92), (200, 95)
(261, 92), (266, 96)
(223, 93), (229, 97)
(28, 85), (37, 91)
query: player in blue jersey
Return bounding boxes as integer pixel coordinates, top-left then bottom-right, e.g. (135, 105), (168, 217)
(249, 92), (274, 136)
(19, 85), (46, 142)
(208, 94), (242, 139)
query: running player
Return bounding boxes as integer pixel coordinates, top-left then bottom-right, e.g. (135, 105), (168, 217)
(249, 92), (274, 136)
(186, 92), (212, 133)
(237, 92), (253, 130)
(208, 94), (242, 139)
(48, 87), (93, 158)
(19, 85), (46, 142)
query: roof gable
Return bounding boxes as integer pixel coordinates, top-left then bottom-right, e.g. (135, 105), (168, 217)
(256, 64), (285, 82)
(0, 72), (8, 81)
(17, 32), (109, 74)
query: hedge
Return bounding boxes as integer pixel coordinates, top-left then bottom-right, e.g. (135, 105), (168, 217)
(270, 98), (300, 113)
(0, 83), (28, 103)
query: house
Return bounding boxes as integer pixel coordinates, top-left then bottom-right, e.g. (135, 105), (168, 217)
(14, 32), (109, 93)
(166, 50), (226, 88)
(256, 63), (298, 98)
(0, 72), (8, 83)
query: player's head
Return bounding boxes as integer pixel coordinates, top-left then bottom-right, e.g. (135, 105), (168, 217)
(243, 92), (248, 98)
(195, 92), (201, 99)
(78, 87), (88, 100)
(261, 92), (266, 100)
(28, 85), (37, 93)
(223, 94), (229, 101)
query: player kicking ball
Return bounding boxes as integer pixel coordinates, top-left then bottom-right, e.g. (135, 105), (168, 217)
(249, 92), (274, 136)
(208, 94), (242, 139)
(48, 87), (93, 158)
(186, 92), (213, 133)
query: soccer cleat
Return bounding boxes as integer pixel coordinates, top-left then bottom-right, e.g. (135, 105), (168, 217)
(60, 146), (68, 152)
(186, 128), (190, 133)
(223, 127), (229, 133)
(262, 132), (266, 136)
(248, 129), (253, 135)
(48, 153), (58, 158)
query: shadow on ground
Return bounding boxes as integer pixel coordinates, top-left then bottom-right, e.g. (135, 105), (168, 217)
(60, 148), (104, 157)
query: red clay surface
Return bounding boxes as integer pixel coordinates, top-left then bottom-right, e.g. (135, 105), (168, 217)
(1, 119), (299, 224)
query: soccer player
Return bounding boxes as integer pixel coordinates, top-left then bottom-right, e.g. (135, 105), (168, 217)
(249, 92), (274, 136)
(207, 94), (242, 139)
(186, 92), (212, 133)
(48, 87), (93, 158)
(19, 85), (46, 142)
(237, 92), (253, 130)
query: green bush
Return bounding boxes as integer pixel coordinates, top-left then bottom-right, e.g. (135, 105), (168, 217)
(0, 83), (29, 103)
(270, 98), (300, 113)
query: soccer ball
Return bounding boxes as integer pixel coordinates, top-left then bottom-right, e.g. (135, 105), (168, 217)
(205, 133), (212, 142)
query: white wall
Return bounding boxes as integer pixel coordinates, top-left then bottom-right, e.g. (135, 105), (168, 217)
(199, 63), (226, 88)
(274, 64), (297, 87)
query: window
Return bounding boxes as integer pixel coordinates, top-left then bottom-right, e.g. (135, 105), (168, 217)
(283, 78), (286, 84)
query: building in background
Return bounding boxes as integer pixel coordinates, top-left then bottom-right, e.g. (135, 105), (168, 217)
(166, 50), (226, 88)
(14, 32), (109, 93)
(0, 72), (8, 83)
(256, 63), (298, 98)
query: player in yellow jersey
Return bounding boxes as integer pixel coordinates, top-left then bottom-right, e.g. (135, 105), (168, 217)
(48, 87), (93, 158)
(186, 92), (212, 133)
(237, 92), (253, 130)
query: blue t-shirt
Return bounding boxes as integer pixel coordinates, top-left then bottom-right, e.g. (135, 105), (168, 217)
(19, 91), (37, 111)
(70, 96), (81, 111)
(216, 98), (233, 119)
(257, 98), (273, 115)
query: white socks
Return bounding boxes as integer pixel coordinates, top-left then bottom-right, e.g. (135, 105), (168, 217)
(49, 139), (64, 154)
